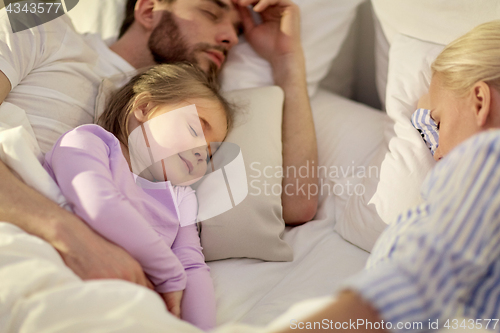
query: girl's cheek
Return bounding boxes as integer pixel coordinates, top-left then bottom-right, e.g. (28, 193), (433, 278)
(198, 164), (208, 177)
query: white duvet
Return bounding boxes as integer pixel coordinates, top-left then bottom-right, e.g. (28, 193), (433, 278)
(0, 204), (362, 332)
(0, 190), (367, 332)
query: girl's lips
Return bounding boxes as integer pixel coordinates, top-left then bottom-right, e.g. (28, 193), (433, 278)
(179, 154), (193, 173)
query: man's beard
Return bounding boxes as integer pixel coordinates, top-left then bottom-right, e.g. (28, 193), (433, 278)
(148, 11), (222, 79)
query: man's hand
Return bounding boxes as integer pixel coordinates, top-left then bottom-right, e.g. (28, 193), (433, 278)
(232, 0), (318, 224)
(161, 290), (184, 318)
(54, 216), (154, 289)
(233, 0), (302, 66)
(0, 159), (153, 290)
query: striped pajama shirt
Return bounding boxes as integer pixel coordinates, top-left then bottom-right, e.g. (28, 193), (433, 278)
(344, 130), (500, 331)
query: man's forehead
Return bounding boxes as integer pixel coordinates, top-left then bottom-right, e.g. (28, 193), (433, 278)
(201, 0), (242, 31)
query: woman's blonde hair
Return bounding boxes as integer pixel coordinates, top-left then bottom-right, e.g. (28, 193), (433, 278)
(98, 63), (234, 146)
(431, 20), (500, 96)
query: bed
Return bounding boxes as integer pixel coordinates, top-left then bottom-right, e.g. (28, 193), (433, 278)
(1, 0), (499, 331)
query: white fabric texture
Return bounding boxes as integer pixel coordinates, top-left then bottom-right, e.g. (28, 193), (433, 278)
(372, 0), (500, 46)
(65, 0), (127, 40)
(0, 219), (484, 333)
(368, 3), (500, 231)
(0, 11), (133, 154)
(210, 170), (369, 326)
(371, 0), (500, 111)
(0, 222), (204, 333)
(0, 103), (68, 209)
(0, 10), (131, 212)
(65, 0), (364, 98)
(220, 0), (364, 96)
(195, 86), (293, 261)
(370, 34), (442, 226)
(311, 90), (388, 253)
(373, 13), (389, 110)
(0, 218), (353, 332)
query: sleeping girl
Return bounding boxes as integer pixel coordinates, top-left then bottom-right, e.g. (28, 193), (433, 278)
(43, 63), (234, 331)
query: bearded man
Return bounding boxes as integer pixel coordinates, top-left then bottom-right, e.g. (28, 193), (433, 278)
(0, 0), (317, 289)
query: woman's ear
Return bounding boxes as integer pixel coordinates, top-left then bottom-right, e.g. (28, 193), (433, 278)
(473, 81), (492, 128)
(132, 92), (155, 123)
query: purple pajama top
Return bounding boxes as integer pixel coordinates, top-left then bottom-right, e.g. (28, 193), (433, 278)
(43, 124), (215, 330)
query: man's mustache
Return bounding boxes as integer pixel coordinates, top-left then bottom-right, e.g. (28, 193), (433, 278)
(194, 43), (228, 57)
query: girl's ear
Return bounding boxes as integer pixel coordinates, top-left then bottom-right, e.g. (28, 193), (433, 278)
(132, 92), (155, 123)
(473, 81), (492, 128)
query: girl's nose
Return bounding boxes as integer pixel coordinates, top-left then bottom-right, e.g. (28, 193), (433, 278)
(192, 146), (208, 161)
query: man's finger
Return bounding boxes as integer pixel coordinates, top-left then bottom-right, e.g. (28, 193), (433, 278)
(253, 0), (275, 12)
(233, 0), (258, 7)
(145, 277), (154, 290)
(234, 0), (278, 12)
(236, 4), (256, 34)
(248, 0), (293, 12)
(169, 306), (181, 319)
(135, 271), (154, 290)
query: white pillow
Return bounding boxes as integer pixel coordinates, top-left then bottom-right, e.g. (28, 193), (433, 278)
(371, 0), (500, 103)
(220, 0), (364, 96)
(195, 86), (293, 261)
(373, 13), (389, 110)
(94, 77), (292, 261)
(67, 0), (364, 98)
(371, 35), (442, 226)
(308, 89), (388, 253)
(372, 0), (500, 46)
(66, 0), (127, 40)
(333, 35), (442, 251)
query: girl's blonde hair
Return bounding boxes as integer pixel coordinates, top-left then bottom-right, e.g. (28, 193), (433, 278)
(431, 20), (500, 96)
(98, 63), (234, 146)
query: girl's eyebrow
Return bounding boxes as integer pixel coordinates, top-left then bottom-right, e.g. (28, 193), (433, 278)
(199, 116), (210, 131)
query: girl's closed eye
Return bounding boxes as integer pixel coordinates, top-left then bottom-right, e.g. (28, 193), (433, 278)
(189, 124), (198, 137)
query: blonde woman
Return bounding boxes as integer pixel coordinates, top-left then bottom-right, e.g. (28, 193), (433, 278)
(279, 20), (500, 332)
(43, 64), (233, 331)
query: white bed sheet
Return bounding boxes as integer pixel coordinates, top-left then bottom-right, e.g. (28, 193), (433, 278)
(209, 91), (374, 327)
(210, 198), (369, 327)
